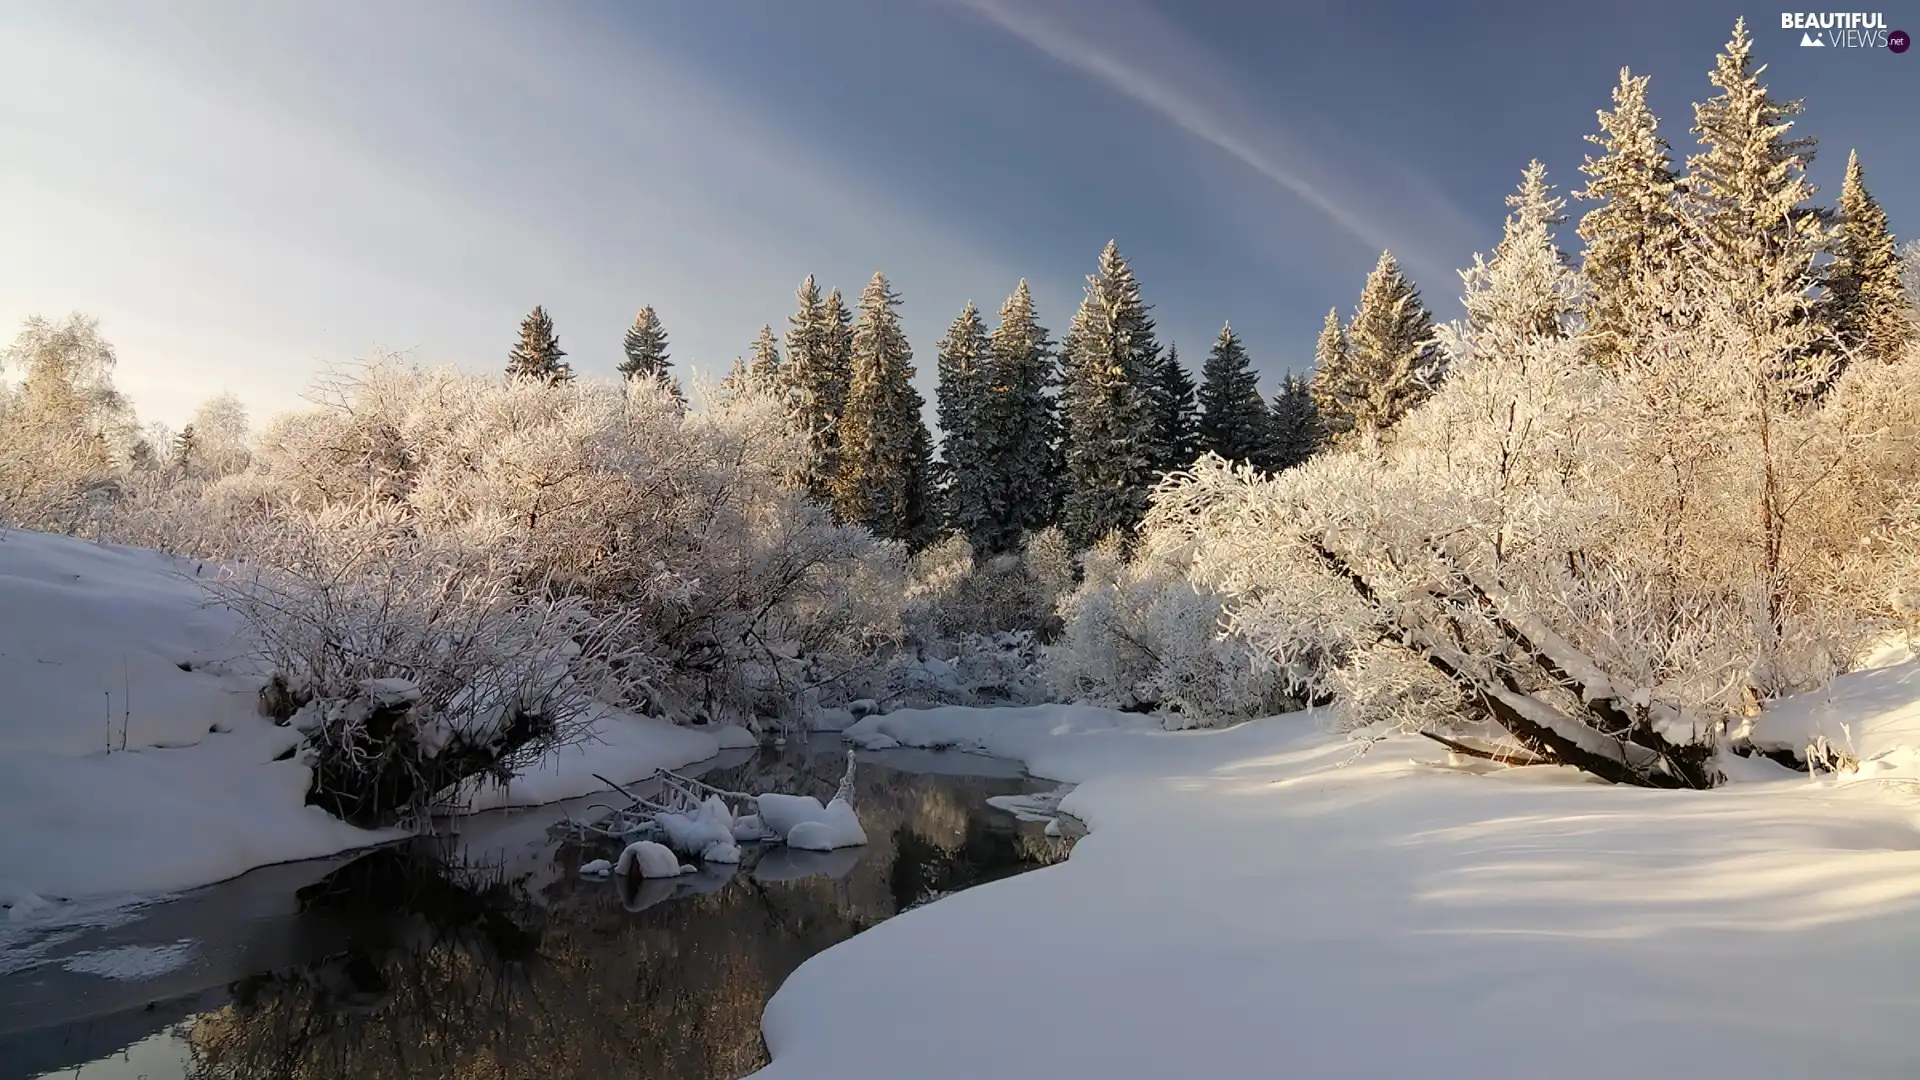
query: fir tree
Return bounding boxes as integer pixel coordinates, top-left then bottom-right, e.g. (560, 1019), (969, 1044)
(1307, 307), (1349, 441)
(1266, 373), (1320, 471)
(1313, 252), (1438, 442)
(1684, 18), (1829, 392)
(1148, 344), (1198, 473)
(747, 323), (782, 390)
(833, 273), (933, 545)
(1576, 67), (1684, 370)
(934, 301), (995, 548)
(781, 277), (852, 503)
(1195, 323), (1269, 467)
(506, 305), (571, 385)
(983, 279), (1060, 551)
(171, 423), (198, 473)
(1059, 241), (1162, 547)
(1823, 150), (1914, 368)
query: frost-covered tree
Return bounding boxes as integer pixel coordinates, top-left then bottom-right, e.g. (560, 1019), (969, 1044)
(0, 313), (141, 529)
(1576, 67), (1684, 371)
(980, 279), (1059, 551)
(833, 273), (933, 545)
(1822, 150), (1913, 369)
(1196, 323), (1269, 466)
(1148, 344), (1198, 473)
(1059, 241), (1163, 547)
(781, 277), (852, 504)
(618, 305), (681, 401)
(1314, 252), (1439, 443)
(506, 305), (571, 385)
(935, 301), (995, 548)
(1266, 373), (1320, 471)
(177, 392), (252, 479)
(1902, 240), (1920, 316)
(1684, 17), (1830, 393)
(721, 324), (783, 400)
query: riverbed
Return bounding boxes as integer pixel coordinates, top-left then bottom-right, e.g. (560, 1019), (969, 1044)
(0, 746), (1073, 1080)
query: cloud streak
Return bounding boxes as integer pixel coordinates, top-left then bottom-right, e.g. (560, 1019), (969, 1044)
(951, 0), (1483, 288)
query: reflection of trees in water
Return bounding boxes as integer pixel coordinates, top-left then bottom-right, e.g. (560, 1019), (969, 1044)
(185, 756), (1071, 1080)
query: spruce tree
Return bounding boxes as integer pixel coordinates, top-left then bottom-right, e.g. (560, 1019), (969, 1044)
(1823, 150), (1914, 368)
(935, 301), (995, 548)
(1460, 161), (1579, 355)
(506, 305), (572, 385)
(781, 277), (852, 503)
(1266, 373), (1320, 471)
(983, 279), (1060, 551)
(1307, 307), (1351, 441)
(618, 306), (670, 379)
(1576, 67), (1684, 370)
(833, 273), (933, 545)
(1148, 344), (1198, 473)
(747, 324), (782, 391)
(1195, 323), (1268, 466)
(1059, 241), (1162, 547)
(1685, 17), (1829, 391)
(1313, 252), (1438, 442)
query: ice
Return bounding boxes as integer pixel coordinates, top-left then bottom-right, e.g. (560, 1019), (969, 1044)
(61, 940), (196, 981)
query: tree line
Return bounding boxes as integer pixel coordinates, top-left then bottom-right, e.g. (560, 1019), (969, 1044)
(493, 16), (1914, 574)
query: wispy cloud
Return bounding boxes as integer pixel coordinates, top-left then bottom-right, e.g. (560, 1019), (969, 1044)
(950, 0), (1484, 289)
(0, 2), (1019, 426)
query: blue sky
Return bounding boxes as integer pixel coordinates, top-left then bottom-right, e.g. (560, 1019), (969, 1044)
(2, 0), (1914, 429)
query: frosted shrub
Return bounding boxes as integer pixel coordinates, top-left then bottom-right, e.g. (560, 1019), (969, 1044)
(905, 529), (1076, 642)
(1046, 527), (1292, 726)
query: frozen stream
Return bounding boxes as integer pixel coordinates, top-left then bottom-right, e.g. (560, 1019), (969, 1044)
(0, 746), (1074, 1080)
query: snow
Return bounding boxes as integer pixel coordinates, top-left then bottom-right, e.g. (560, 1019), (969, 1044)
(0, 528), (729, 915)
(578, 859), (613, 877)
(613, 840), (691, 878)
(449, 704), (720, 813)
(1751, 644), (1920, 767)
(658, 795), (742, 863)
(785, 799), (867, 852)
(753, 700), (1920, 1079)
(714, 723), (761, 749)
(0, 529), (392, 911)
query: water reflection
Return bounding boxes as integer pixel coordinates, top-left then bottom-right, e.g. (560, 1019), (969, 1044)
(5, 749), (1070, 1080)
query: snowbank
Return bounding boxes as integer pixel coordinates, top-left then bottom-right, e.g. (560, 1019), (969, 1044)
(754, 700), (1920, 1079)
(0, 529), (725, 914)
(1750, 643), (1920, 770)
(0, 530), (387, 910)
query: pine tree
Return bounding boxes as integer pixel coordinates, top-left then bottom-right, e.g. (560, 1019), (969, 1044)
(833, 273), (933, 545)
(1148, 344), (1198, 473)
(781, 277), (852, 503)
(1059, 241), (1162, 547)
(983, 279), (1059, 551)
(1576, 67), (1684, 370)
(1266, 373), (1320, 471)
(935, 301), (995, 548)
(1313, 252), (1438, 442)
(506, 305), (571, 385)
(1196, 323), (1269, 467)
(1307, 307), (1350, 441)
(1823, 150), (1914, 368)
(171, 423), (198, 473)
(747, 323), (782, 390)
(1684, 17), (1829, 392)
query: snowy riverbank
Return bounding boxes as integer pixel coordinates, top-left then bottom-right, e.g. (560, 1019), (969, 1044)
(758, 685), (1920, 1079)
(0, 529), (725, 915)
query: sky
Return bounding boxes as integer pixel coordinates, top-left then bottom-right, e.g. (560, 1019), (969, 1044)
(1, 0), (1915, 431)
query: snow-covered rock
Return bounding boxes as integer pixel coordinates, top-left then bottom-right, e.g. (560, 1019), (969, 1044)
(578, 859), (613, 877)
(785, 799), (867, 852)
(613, 840), (687, 879)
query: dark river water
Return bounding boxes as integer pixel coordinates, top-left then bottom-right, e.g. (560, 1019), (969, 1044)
(0, 746), (1073, 1080)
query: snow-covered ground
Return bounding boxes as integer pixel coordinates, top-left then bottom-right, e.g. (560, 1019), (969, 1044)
(759, 678), (1920, 1079)
(0, 529), (723, 916)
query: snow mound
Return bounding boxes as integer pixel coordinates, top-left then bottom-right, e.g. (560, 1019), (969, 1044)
(1751, 650), (1920, 770)
(613, 840), (687, 879)
(578, 859), (613, 877)
(786, 799), (867, 852)
(658, 795), (738, 858)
